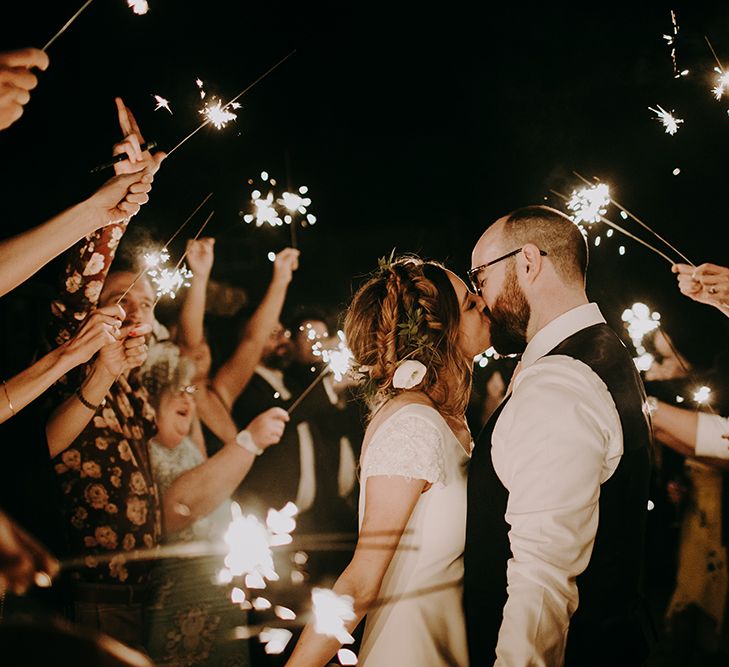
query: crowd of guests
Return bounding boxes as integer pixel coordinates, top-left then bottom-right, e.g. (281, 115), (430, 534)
(0, 47), (361, 666)
(2, 44), (729, 667)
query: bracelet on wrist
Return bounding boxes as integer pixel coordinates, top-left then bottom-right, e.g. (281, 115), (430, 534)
(75, 386), (105, 412)
(645, 396), (659, 416)
(235, 429), (264, 456)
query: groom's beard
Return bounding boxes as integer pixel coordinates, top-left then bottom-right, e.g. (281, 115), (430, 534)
(488, 266), (531, 356)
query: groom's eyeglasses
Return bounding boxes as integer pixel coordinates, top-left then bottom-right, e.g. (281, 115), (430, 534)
(467, 247), (547, 296)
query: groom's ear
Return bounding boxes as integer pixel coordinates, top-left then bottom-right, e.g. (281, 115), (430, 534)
(521, 244), (544, 280)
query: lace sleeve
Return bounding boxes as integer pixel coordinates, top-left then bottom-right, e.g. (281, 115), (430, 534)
(362, 410), (446, 485)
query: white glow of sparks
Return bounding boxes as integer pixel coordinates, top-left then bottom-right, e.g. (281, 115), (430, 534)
(143, 247), (170, 269)
(314, 331), (355, 382)
(338, 648), (359, 665)
(253, 597), (272, 610)
(676, 395), (685, 403)
(619, 246), (626, 255)
(712, 68), (729, 100)
(474, 346), (496, 368)
(275, 605), (297, 620)
(244, 191), (283, 227)
(127, 0), (149, 15)
(673, 168), (681, 175)
(647, 500), (655, 511)
(266, 502), (298, 544)
(220, 502), (277, 586)
(693, 386), (712, 404)
(267, 252), (276, 262)
(153, 94), (172, 114)
(311, 588), (356, 644)
(566, 183), (611, 225)
(648, 105), (683, 135)
(149, 265), (193, 300)
(199, 98), (241, 130)
(259, 628), (293, 655)
(622, 303), (661, 355)
(633, 352), (655, 372)
(279, 191), (312, 213)
(231, 587), (246, 604)
(196, 78), (206, 99)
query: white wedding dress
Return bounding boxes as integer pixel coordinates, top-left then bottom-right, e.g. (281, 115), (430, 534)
(357, 403), (470, 667)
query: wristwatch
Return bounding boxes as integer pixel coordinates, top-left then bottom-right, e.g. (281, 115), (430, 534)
(235, 429), (264, 456)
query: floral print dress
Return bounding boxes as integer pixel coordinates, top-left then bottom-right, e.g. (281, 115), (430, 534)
(49, 221), (161, 585)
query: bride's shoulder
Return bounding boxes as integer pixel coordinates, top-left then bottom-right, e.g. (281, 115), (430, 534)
(366, 394), (445, 440)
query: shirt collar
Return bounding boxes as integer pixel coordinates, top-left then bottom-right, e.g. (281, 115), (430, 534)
(520, 303), (606, 369)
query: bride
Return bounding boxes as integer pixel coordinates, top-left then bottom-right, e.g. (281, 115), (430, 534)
(285, 256), (491, 666)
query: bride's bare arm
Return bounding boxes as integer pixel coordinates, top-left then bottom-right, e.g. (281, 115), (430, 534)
(285, 475), (426, 667)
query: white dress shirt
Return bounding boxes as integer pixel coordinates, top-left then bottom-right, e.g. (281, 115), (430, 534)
(696, 412), (729, 459)
(491, 303), (624, 666)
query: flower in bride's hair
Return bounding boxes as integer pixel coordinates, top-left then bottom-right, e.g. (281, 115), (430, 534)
(392, 360), (427, 389)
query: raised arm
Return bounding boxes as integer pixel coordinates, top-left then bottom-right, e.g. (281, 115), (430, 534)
(0, 305), (125, 424)
(0, 170), (154, 299)
(175, 238), (214, 353)
(46, 321), (151, 458)
(212, 248), (299, 408)
(160, 407), (289, 534)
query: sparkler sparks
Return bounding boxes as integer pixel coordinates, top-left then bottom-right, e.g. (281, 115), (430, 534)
(474, 347), (497, 369)
(153, 94), (172, 114)
(143, 247), (169, 269)
(338, 649), (359, 666)
(312, 331), (356, 382)
(648, 105), (683, 135)
(566, 183), (611, 225)
(245, 191), (284, 227)
(693, 386), (712, 405)
(148, 266), (193, 300)
(311, 588), (356, 644)
(259, 628), (293, 655)
(621, 303), (661, 371)
(712, 68), (729, 100)
(662, 11), (688, 78)
(127, 0), (149, 15)
(199, 98), (241, 130)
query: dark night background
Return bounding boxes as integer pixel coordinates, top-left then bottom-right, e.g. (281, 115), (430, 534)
(1, 0), (727, 390)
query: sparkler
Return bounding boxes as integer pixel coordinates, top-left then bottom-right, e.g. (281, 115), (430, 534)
(148, 265), (193, 300)
(550, 189), (675, 265)
(693, 386), (712, 405)
(89, 140), (158, 173)
(153, 94), (172, 114)
(127, 0), (149, 15)
(338, 649), (359, 666)
(114, 192), (213, 305)
(199, 99), (241, 130)
(311, 588), (356, 644)
(566, 183), (611, 225)
(662, 11), (688, 78)
(259, 628), (293, 655)
(165, 50), (296, 158)
(42, 0), (96, 51)
(621, 302), (661, 371)
(705, 37), (729, 101)
(648, 105), (683, 135)
(573, 173), (695, 266)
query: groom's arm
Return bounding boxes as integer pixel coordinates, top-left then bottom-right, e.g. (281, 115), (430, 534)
(491, 359), (622, 666)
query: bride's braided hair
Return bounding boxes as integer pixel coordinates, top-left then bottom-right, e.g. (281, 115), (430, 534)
(344, 255), (472, 417)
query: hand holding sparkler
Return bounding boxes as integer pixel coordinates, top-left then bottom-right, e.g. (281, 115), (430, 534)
(85, 169), (155, 225)
(184, 237), (215, 279)
(97, 322), (152, 378)
(60, 304), (124, 369)
(111, 97), (165, 176)
(245, 407), (290, 451)
(0, 48), (49, 131)
(272, 248), (300, 287)
(673, 262), (729, 316)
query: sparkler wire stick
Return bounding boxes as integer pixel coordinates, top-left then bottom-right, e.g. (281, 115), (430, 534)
(573, 172), (695, 266)
(550, 190), (675, 265)
(287, 366), (329, 415)
(90, 141), (157, 173)
(166, 50), (297, 158)
(705, 35), (724, 70)
(114, 192), (213, 305)
(150, 210), (215, 306)
(42, 0), (96, 51)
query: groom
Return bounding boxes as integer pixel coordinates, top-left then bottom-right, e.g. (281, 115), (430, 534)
(464, 206), (653, 666)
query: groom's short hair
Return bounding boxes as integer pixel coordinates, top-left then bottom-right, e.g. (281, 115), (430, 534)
(502, 205), (588, 284)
